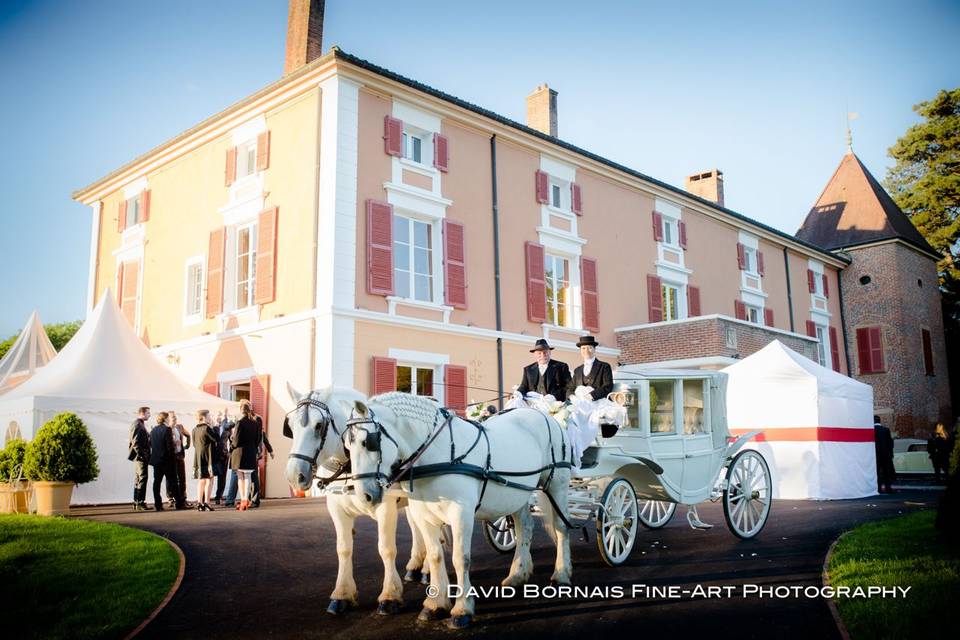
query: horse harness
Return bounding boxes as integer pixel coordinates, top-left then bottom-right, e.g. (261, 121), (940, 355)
(283, 397), (351, 490)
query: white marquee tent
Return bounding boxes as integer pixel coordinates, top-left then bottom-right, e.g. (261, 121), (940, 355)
(0, 310), (58, 398)
(723, 340), (876, 500)
(0, 292), (235, 505)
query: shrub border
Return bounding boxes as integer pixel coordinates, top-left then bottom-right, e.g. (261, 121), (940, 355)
(122, 533), (186, 640)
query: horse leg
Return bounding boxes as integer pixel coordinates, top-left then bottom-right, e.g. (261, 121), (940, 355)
(374, 500), (404, 615)
(545, 475), (573, 585)
(447, 502), (476, 629)
(501, 504), (535, 588)
(410, 503), (451, 620)
(327, 499), (359, 614)
(403, 506), (428, 584)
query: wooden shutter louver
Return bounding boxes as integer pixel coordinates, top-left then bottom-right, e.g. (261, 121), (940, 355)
(822, 273), (830, 298)
(202, 382), (220, 397)
(652, 211), (663, 242)
(678, 221), (687, 249)
(535, 170), (549, 204)
(384, 116), (403, 157)
(734, 300), (747, 321)
(647, 274), (662, 322)
(118, 199), (127, 233)
(250, 374), (270, 422)
(524, 241), (547, 323)
(443, 219), (467, 308)
(868, 327), (885, 372)
(372, 356), (397, 395)
(856, 328), (871, 373)
(225, 146), (237, 186)
(806, 320), (817, 338)
(444, 364), (468, 416)
(205, 227), (226, 317)
(366, 199), (394, 295)
(829, 326), (841, 372)
(256, 131), (271, 171)
(254, 207), (278, 305)
(757, 251), (765, 276)
(433, 133), (449, 172)
(807, 269), (816, 293)
(140, 190), (151, 223)
(571, 183), (583, 215)
(581, 256), (599, 331)
(764, 308), (774, 327)
(687, 285), (701, 317)
(737, 243), (746, 270)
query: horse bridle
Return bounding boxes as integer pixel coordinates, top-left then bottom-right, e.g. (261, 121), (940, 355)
(284, 397), (340, 469)
(344, 409), (402, 488)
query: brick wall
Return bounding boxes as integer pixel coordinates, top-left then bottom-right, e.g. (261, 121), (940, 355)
(841, 242), (952, 436)
(617, 315), (818, 365)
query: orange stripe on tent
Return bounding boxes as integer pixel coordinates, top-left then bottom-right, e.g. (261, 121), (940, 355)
(730, 427), (875, 443)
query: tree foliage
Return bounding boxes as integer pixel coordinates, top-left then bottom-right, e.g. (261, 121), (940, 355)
(0, 319), (82, 360)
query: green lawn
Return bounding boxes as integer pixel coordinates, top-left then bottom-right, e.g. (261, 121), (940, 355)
(0, 514), (180, 640)
(828, 510), (960, 639)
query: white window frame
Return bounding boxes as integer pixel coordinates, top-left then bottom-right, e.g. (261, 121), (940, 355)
(815, 323), (828, 367)
(743, 245), (759, 276)
(236, 138), (258, 180)
(392, 213), (436, 304)
(230, 221), (258, 313)
(746, 303), (763, 326)
(388, 348), (448, 405)
(548, 177), (570, 212)
(401, 125), (432, 167)
(545, 252), (574, 328)
(396, 362), (437, 397)
(661, 216), (679, 248)
(183, 256), (205, 325)
(124, 193), (142, 228)
(661, 281), (685, 322)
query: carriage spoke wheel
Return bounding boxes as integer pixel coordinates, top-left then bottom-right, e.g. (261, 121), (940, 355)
(637, 499), (677, 529)
(483, 516), (517, 554)
(723, 449), (772, 539)
(596, 478), (639, 566)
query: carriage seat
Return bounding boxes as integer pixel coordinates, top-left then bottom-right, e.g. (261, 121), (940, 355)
(579, 446), (600, 469)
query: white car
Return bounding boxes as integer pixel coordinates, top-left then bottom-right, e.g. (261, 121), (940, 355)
(893, 439), (934, 474)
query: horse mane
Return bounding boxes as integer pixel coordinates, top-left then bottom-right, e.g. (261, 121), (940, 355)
(370, 392), (440, 429)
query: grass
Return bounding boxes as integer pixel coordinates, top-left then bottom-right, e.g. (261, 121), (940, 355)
(828, 510), (960, 639)
(0, 514), (180, 640)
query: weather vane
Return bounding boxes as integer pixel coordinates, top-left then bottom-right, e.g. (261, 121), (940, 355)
(846, 111), (859, 152)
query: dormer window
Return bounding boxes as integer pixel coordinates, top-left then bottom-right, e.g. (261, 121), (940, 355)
(402, 131), (424, 164)
(125, 193), (142, 228)
(236, 139), (257, 179)
(551, 184), (562, 208)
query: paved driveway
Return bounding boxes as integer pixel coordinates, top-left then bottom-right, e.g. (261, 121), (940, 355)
(80, 491), (935, 639)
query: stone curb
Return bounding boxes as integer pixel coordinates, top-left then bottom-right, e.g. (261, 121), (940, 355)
(821, 533), (851, 640)
(123, 535), (186, 640)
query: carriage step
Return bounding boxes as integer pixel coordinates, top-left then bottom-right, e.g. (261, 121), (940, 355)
(686, 506), (713, 530)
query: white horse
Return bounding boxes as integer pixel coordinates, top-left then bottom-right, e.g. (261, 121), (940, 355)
(283, 385), (428, 615)
(344, 393), (574, 629)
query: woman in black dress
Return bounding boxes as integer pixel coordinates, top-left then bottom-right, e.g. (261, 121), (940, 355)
(231, 403), (261, 511)
(192, 410), (217, 511)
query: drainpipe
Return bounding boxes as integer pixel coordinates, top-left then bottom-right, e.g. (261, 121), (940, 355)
(836, 267), (852, 374)
(783, 247), (795, 333)
(491, 135), (504, 408)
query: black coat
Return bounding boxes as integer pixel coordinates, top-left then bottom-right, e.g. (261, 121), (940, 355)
(129, 419), (151, 462)
(568, 359), (614, 401)
(230, 416), (261, 470)
(517, 359), (571, 401)
(192, 424), (217, 479)
(149, 424), (175, 467)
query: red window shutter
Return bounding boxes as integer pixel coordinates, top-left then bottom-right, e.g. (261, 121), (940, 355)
(206, 227), (226, 317)
(652, 211), (663, 242)
(256, 131), (271, 171)
(384, 116), (403, 157)
(737, 243), (746, 270)
(120, 261), (139, 326)
(581, 256), (599, 331)
(372, 356), (397, 395)
(822, 273), (830, 298)
(366, 199), (394, 295)
(922, 329), (934, 375)
(202, 382), (220, 397)
(571, 182), (583, 215)
(678, 221), (687, 249)
(524, 241), (547, 323)
(829, 326), (841, 372)
(225, 146), (237, 186)
(443, 219), (467, 308)
(535, 170), (549, 204)
(757, 251), (765, 276)
(444, 364), (468, 416)
(869, 327), (885, 373)
(250, 374), (271, 423)
(734, 300), (747, 321)
(807, 269), (816, 293)
(856, 328), (871, 373)
(647, 275), (662, 322)
(254, 207), (278, 305)
(764, 308), (774, 327)
(118, 199), (127, 233)
(687, 285), (701, 317)
(433, 133), (449, 172)
(806, 320), (817, 338)
(140, 190), (151, 223)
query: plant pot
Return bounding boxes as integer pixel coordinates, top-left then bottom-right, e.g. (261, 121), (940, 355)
(33, 481), (74, 516)
(0, 481), (31, 513)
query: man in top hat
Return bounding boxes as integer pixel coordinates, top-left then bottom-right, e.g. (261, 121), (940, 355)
(567, 336), (614, 401)
(517, 339), (572, 402)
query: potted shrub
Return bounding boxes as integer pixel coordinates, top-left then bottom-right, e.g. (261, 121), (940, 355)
(0, 438), (30, 513)
(23, 413), (99, 515)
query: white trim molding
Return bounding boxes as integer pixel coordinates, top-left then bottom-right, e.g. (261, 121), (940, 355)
(87, 201), (102, 315)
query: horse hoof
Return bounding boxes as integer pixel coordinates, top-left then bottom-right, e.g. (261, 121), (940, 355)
(417, 607), (448, 622)
(420, 572), (431, 585)
(447, 614), (473, 629)
(404, 569), (422, 583)
(326, 599), (351, 615)
(376, 600), (402, 615)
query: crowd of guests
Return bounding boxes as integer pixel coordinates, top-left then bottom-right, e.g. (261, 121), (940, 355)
(128, 399), (273, 512)
(873, 415), (958, 492)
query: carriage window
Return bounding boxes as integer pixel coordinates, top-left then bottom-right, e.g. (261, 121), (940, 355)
(622, 389), (640, 429)
(682, 379), (706, 434)
(649, 380), (675, 434)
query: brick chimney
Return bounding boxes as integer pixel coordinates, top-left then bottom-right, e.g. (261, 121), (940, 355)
(526, 84), (558, 137)
(284, 0), (325, 75)
(685, 169), (725, 207)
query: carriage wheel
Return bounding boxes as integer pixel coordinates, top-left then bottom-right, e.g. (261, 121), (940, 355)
(596, 478), (639, 566)
(723, 450), (772, 539)
(637, 499), (677, 529)
(483, 516), (517, 553)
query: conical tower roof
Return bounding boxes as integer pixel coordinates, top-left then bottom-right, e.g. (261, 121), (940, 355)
(0, 311), (58, 392)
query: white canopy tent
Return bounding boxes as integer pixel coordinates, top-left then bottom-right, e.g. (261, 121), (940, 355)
(0, 310), (58, 398)
(723, 340), (876, 500)
(0, 291), (236, 504)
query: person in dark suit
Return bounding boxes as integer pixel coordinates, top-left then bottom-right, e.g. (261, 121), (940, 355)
(166, 411), (191, 508)
(567, 335), (614, 401)
(874, 415), (895, 493)
(231, 403), (261, 511)
(150, 412), (186, 510)
(211, 411), (232, 504)
(129, 407), (152, 511)
(517, 339), (572, 401)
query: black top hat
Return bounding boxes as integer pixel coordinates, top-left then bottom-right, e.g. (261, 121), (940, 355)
(576, 335), (600, 347)
(530, 338), (555, 352)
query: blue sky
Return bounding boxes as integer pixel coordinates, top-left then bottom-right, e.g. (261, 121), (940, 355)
(0, 0), (958, 336)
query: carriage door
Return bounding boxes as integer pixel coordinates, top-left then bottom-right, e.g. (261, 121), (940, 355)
(680, 378), (714, 500)
(648, 379), (684, 496)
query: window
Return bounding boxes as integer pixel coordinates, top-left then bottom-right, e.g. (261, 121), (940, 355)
(856, 327), (885, 374)
(393, 215), (433, 302)
(397, 364), (434, 397)
(661, 283), (681, 321)
(551, 184), (561, 208)
(743, 247), (757, 274)
(813, 271), (824, 296)
(184, 259), (204, 320)
(662, 217), (678, 246)
(230, 381), (251, 403)
(236, 139), (257, 179)
(746, 304), (762, 325)
(125, 194), (142, 227)
(682, 379), (706, 435)
(650, 379), (675, 434)
(815, 325), (828, 367)
(545, 254), (571, 326)
(402, 131), (424, 164)
(922, 329), (934, 376)
(235, 223), (257, 309)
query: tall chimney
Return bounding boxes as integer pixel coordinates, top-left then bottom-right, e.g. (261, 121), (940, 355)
(526, 84), (558, 137)
(685, 169), (725, 207)
(284, 0), (325, 75)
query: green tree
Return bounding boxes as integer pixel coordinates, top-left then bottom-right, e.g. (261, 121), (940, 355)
(0, 320), (82, 360)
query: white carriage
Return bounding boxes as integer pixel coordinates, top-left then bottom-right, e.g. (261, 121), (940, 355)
(483, 369), (771, 566)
